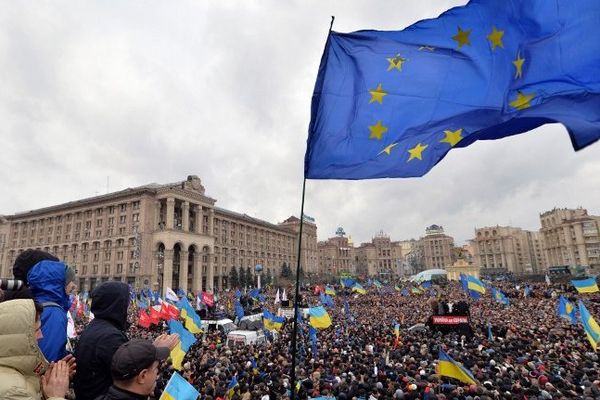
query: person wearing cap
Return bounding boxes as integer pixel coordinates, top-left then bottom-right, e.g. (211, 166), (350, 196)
(74, 282), (179, 400)
(96, 339), (169, 400)
(27, 259), (77, 362)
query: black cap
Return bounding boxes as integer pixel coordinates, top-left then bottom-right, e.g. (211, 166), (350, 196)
(111, 339), (169, 380)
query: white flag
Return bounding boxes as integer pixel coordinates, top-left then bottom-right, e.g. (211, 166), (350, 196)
(545, 274), (551, 285)
(275, 289), (281, 304)
(67, 312), (76, 339)
(282, 289), (288, 301)
(165, 287), (179, 303)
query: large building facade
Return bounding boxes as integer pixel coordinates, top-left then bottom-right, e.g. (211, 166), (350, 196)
(317, 228), (356, 278)
(417, 225), (455, 270)
(539, 208), (600, 273)
(0, 176), (318, 294)
(473, 225), (546, 275)
(355, 231), (404, 278)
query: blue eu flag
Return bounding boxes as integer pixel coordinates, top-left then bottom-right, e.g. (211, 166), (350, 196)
(305, 0), (600, 179)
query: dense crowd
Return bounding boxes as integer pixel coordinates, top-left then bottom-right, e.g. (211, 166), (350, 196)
(1, 249), (599, 399)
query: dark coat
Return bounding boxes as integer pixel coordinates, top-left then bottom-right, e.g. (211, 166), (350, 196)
(74, 282), (130, 400)
(95, 385), (148, 400)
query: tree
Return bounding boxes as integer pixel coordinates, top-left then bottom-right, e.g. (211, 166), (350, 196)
(281, 262), (291, 278)
(266, 268), (273, 285)
(229, 266), (239, 288)
(245, 266), (252, 287)
(239, 267), (247, 288)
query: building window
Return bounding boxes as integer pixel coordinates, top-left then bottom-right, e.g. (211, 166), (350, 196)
(93, 265), (98, 274)
(120, 204), (127, 212)
(117, 264), (123, 274)
(120, 216), (126, 224)
(132, 214), (139, 222)
(132, 201), (140, 210)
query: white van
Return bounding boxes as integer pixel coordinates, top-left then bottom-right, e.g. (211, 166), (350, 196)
(226, 330), (267, 346)
(201, 318), (237, 334)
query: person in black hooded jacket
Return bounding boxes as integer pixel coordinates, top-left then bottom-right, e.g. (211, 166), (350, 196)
(73, 282), (178, 400)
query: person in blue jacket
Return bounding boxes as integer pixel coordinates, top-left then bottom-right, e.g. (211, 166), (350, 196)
(27, 260), (77, 362)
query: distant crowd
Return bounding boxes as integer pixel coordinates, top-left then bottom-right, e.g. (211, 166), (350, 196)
(1, 249), (600, 399)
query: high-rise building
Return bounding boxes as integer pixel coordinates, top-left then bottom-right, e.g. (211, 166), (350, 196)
(417, 225), (455, 270)
(355, 231), (404, 278)
(539, 207), (600, 273)
(473, 226), (546, 275)
(0, 175), (318, 294)
(317, 227), (356, 277)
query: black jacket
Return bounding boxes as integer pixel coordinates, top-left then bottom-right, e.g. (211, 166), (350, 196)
(96, 385), (148, 400)
(74, 282), (130, 400)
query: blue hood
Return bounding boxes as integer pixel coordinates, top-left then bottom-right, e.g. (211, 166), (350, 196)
(27, 260), (70, 310)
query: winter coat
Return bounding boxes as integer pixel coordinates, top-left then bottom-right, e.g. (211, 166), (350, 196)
(74, 282), (130, 400)
(27, 260), (71, 362)
(0, 299), (63, 400)
(95, 385), (148, 400)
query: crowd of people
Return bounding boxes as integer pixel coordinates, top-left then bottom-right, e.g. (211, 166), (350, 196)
(1, 249), (599, 399)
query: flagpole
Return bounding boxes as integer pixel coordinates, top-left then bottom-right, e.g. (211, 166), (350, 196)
(290, 16), (334, 400)
(289, 178), (306, 400)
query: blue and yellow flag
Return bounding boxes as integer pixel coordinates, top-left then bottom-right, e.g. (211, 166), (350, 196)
(168, 320), (197, 371)
(572, 278), (599, 294)
(394, 323), (400, 338)
(491, 287), (509, 305)
(304, 0), (600, 179)
(325, 286), (336, 296)
(160, 372), (199, 400)
(309, 306), (332, 329)
(465, 275), (486, 294)
(411, 287), (423, 295)
(578, 300), (600, 351)
(352, 283), (366, 295)
(557, 295), (577, 325)
(262, 310), (285, 331)
(176, 297), (202, 334)
(226, 376), (239, 399)
(437, 348), (477, 385)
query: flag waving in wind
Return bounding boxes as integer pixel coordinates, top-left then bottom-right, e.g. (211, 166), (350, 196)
(437, 348), (477, 385)
(305, 0), (600, 179)
(557, 295), (577, 325)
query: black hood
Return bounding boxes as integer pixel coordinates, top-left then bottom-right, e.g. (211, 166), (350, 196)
(91, 282), (130, 330)
(13, 249), (59, 283)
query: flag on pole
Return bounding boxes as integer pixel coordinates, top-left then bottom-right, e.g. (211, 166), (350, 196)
(578, 300), (600, 351)
(557, 295), (577, 325)
(165, 287), (179, 303)
(572, 278), (599, 294)
(160, 372), (200, 400)
(309, 306), (332, 329)
(437, 349), (477, 385)
(304, 0), (600, 180)
(275, 289), (281, 304)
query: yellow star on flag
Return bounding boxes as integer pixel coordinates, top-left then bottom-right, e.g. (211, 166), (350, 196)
(440, 128), (463, 146)
(369, 83), (388, 104)
(512, 52), (525, 79)
(452, 27), (471, 48)
(386, 54), (406, 71)
(407, 143), (428, 161)
(509, 91), (535, 110)
(378, 143), (398, 156)
(369, 120), (388, 140)
(487, 26), (504, 50)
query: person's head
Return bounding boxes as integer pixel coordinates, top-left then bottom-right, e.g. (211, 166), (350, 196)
(111, 339), (169, 395)
(91, 281), (130, 329)
(64, 266), (77, 294)
(13, 249), (59, 283)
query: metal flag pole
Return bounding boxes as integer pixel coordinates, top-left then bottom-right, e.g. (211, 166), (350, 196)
(290, 16), (335, 400)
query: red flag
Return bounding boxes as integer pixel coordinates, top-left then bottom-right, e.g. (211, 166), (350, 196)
(138, 310), (151, 329)
(77, 302), (85, 319)
(165, 302), (180, 320)
(149, 306), (161, 324)
(202, 292), (214, 307)
(159, 304), (170, 320)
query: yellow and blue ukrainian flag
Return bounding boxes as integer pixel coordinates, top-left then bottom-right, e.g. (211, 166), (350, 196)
(578, 300), (600, 351)
(557, 295), (577, 325)
(437, 348), (477, 385)
(325, 286), (336, 296)
(227, 376), (239, 399)
(176, 297), (202, 334)
(465, 275), (486, 294)
(304, 0), (600, 180)
(262, 310), (285, 331)
(352, 283), (366, 295)
(572, 278), (599, 294)
(160, 372), (199, 400)
(309, 306), (332, 329)
(168, 320), (197, 370)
